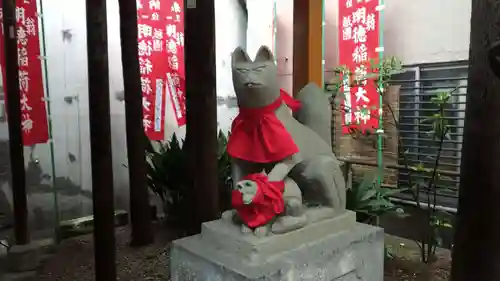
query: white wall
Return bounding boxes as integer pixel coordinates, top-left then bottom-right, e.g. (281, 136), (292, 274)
(276, 0), (471, 92)
(215, 0), (247, 134)
(215, 0), (276, 133)
(383, 0), (471, 64)
(246, 0), (274, 59)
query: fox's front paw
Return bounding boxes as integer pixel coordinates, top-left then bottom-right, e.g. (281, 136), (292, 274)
(254, 225), (270, 238)
(285, 198), (304, 217)
(241, 224), (253, 234)
(221, 209), (236, 221)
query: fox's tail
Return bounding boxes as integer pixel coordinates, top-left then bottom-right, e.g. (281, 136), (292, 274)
(293, 83), (332, 148)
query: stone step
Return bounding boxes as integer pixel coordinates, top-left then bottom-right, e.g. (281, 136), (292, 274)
(7, 243), (42, 272)
(56, 209), (129, 240)
(2, 238), (55, 274)
(1, 271), (37, 281)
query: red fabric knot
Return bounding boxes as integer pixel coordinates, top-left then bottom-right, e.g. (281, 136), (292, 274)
(227, 89), (301, 163)
(231, 173), (285, 228)
(280, 89), (302, 112)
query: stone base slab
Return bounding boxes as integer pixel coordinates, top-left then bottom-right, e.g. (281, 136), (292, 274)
(170, 212), (384, 281)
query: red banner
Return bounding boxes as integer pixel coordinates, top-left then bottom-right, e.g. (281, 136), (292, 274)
(164, 0), (186, 127)
(0, 0), (49, 145)
(338, 0), (380, 134)
(137, 0), (169, 140)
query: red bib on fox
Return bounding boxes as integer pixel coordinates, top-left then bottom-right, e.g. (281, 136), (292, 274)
(227, 89), (300, 163)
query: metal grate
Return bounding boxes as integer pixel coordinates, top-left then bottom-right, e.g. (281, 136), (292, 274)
(391, 62), (468, 208)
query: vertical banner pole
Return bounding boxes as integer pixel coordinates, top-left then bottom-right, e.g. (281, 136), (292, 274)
(272, 0), (277, 60)
(376, 0), (385, 188)
(37, 0), (61, 239)
(321, 0), (325, 88)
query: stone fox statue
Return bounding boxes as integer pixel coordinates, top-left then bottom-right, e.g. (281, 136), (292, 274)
(224, 45), (346, 236)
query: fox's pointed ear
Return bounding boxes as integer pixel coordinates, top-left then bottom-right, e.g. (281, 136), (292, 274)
(232, 46), (251, 65)
(254, 45), (274, 63)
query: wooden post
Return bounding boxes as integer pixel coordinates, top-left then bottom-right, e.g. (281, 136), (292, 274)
(450, 1), (500, 280)
(184, 0), (219, 233)
(2, 0), (29, 245)
(118, 0), (154, 247)
(292, 0), (324, 95)
(85, 0), (116, 279)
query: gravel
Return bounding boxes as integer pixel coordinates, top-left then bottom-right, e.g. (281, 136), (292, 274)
(37, 225), (177, 281)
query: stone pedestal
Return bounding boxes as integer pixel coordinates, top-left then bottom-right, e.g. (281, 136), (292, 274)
(170, 211), (384, 281)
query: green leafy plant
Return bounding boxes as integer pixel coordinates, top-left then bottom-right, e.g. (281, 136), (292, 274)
(407, 90), (454, 263)
(145, 131), (233, 223)
(347, 171), (405, 224)
(217, 132), (234, 211)
(368, 58), (454, 263)
(145, 134), (188, 223)
(346, 171), (406, 261)
(329, 56), (407, 224)
(326, 57), (404, 108)
(327, 57), (456, 263)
